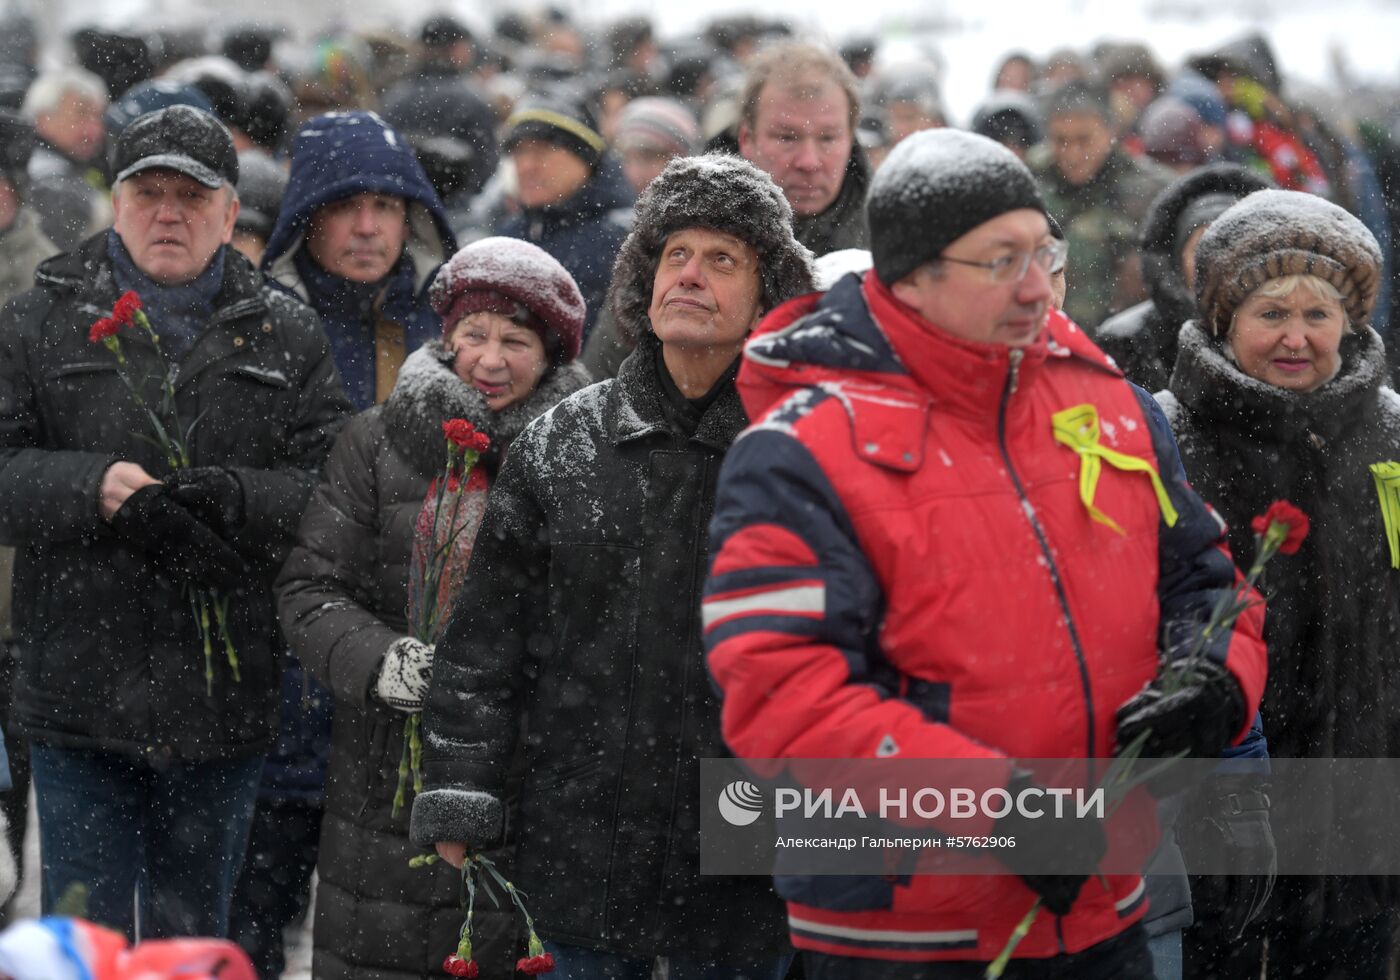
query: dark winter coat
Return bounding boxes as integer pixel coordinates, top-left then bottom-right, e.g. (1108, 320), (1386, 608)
(1098, 165), (1273, 393)
(495, 156), (634, 343)
(792, 146), (871, 258)
(263, 111), (456, 412)
(26, 141), (109, 252)
(0, 234), (351, 760)
(275, 342), (591, 979)
(380, 65), (500, 204)
(1159, 320), (1400, 930)
(413, 332), (791, 964)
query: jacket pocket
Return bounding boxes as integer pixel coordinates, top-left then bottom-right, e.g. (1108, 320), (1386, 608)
(197, 362), (294, 464)
(40, 361), (132, 453)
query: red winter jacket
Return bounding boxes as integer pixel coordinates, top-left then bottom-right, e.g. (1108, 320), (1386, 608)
(702, 272), (1267, 962)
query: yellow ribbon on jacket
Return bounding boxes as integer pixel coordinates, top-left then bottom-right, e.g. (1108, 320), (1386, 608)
(1369, 462), (1400, 568)
(1051, 404), (1179, 535)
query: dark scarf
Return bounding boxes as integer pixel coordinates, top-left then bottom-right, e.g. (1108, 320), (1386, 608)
(107, 230), (225, 362)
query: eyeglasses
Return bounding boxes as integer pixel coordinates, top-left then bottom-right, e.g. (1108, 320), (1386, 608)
(938, 239), (1069, 283)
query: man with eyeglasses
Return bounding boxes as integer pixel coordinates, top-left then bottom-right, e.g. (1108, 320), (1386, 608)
(702, 130), (1266, 979)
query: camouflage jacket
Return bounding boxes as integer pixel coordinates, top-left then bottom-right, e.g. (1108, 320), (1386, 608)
(1033, 147), (1173, 331)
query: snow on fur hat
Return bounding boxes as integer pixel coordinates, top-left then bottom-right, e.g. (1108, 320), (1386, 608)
(606, 153), (816, 341)
(1195, 189), (1382, 336)
(867, 129), (1047, 286)
(429, 237), (586, 362)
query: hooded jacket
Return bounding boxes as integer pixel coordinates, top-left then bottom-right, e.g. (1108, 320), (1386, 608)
(0, 234), (350, 759)
(263, 111), (456, 411)
(495, 154), (634, 343)
(275, 343), (589, 979)
(1098, 165), (1273, 392)
(701, 272), (1267, 962)
(1160, 321), (1400, 931)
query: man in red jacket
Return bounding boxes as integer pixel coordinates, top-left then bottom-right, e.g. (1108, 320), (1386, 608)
(702, 129), (1267, 978)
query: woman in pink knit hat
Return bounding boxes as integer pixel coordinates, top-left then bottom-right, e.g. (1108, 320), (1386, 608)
(274, 237), (592, 979)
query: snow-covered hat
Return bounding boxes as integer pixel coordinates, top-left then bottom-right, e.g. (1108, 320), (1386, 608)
(607, 153), (816, 340)
(429, 237), (587, 362)
(867, 129), (1046, 286)
(1195, 189), (1382, 335)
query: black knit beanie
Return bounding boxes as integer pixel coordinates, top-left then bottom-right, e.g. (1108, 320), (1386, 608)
(867, 129), (1046, 286)
(502, 97), (605, 170)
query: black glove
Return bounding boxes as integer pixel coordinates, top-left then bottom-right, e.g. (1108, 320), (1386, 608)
(111, 484), (248, 591)
(164, 467), (245, 538)
(1180, 774), (1276, 940)
(1115, 658), (1245, 762)
(993, 771), (1107, 915)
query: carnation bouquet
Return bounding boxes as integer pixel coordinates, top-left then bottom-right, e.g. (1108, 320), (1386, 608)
(394, 418), (491, 817)
(91, 290), (238, 692)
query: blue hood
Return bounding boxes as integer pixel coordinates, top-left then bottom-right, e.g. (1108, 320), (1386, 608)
(262, 110), (456, 281)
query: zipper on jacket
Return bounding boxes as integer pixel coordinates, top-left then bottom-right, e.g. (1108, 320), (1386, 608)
(995, 348), (1097, 764)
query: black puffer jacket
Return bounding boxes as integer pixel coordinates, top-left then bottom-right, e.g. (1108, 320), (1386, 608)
(1160, 321), (1400, 930)
(412, 333), (790, 963)
(275, 342), (591, 979)
(1097, 164), (1272, 392)
(0, 234), (350, 760)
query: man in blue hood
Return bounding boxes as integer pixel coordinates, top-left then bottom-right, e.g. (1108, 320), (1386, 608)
(238, 110), (453, 976)
(263, 110), (456, 411)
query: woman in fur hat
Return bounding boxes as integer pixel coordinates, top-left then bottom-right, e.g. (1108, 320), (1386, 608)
(274, 238), (592, 980)
(1157, 189), (1400, 979)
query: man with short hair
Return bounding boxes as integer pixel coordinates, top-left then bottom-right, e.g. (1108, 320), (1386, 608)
(702, 129), (1267, 978)
(22, 67), (111, 250)
(738, 40), (869, 257)
(413, 154), (816, 978)
(0, 104), (350, 938)
(1029, 79), (1172, 330)
(263, 110), (456, 412)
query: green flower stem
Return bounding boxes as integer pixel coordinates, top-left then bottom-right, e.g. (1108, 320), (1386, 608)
(199, 596), (213, 696)
(392, 716), (414, 818)
(409, 711), (424, 794)
(212, 593), (240, 681)
(985, 898), (1040, 979)
(457, 857), (478, 959)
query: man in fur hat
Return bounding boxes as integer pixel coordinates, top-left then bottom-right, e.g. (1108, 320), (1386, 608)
(412, 154), (815, 977)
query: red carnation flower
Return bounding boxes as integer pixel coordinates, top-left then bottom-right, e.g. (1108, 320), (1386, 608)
(1251, 500), (1310, 555)
(442, 419), (480, 450)
(89, 317), (121, 343)
(516, 952), (556, 975)
(443, 955), (479, 977)
(112, 290), (142, 325)
(468, 431), (491, 453)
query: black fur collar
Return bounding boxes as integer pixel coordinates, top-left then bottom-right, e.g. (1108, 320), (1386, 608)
(380, 340), (593, 478)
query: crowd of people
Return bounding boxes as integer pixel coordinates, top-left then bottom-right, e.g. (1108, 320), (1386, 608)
(0, 7), (1390, 980)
